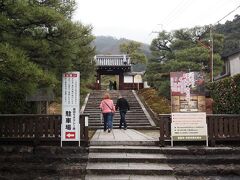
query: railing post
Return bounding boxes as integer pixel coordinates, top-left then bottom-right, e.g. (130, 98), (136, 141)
(34, 116), (40, 146)
(84, 114), (89, 147)
(207, 115), (215, 147)
(159, 115), (165, 147)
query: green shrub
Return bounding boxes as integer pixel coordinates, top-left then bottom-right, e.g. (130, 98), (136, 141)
(207, 74), (240, 114)
(138, 88), (171, 114)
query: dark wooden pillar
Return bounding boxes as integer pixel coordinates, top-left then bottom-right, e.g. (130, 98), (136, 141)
(95, 72), (101, 90)
(119, 73), (124, 90)
(132, 75), (135, 90)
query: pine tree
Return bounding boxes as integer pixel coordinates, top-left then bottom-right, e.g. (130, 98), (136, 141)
(0, 0), (95, 113)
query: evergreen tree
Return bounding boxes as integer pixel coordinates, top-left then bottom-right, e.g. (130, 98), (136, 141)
(120, 41), (147, 64)
(0, 0), (95, 113)
(215, 14), (240, 55)
(146, 27), (223, 99)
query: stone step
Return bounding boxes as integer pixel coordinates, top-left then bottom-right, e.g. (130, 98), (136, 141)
(88, 115), (145, 118)
(86, 162), (173, 175)
(83, 90), (154, 129)
(84, 109), (145, 112)
(89, 118), (149, 121)
(0, 146), (88, 154)
(89, 126), (156, 130)
(89, 121), (149, 124)
(86, 161), (240, 176)
(84, 109), (143, 112)
(87, 102), (139, 105)
(86, 114), (146, 117)
(89, 123), (151, 126)
(86, 102), (139, 105)
(87, 98), (134, 100)
(0, 154), (88, 163)
(85, 174), (240, 180)
(88, 116), (148, 119)
(88, 152), (166, 163)
(89, 146), (240, 155)
(85, 174), (176, 180)
(86, 112), (147, 115)
(89, 118), (150, 121)
(179, 176), (240, 180)
(89, 118), (150, 124)
(0, 162), (86, 176)
(89, 117), (149, 120)
(89, 122), (151, 125)
(173, 163), (240, 176)
(87, 100), (140, 102)
(0, 175), (85, 180)
(89, 113), (147, 115)
(88, 152), (240, 164)
(90, 141), (158, 146)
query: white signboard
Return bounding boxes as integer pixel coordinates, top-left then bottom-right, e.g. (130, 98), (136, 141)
(61, 72), (80, 146)
(124, 76), (132, 83)
(171, 112), (208, 146)
(134, 75), (143, 83)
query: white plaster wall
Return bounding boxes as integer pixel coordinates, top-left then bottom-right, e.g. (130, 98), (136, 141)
(229, 54), (240, 76)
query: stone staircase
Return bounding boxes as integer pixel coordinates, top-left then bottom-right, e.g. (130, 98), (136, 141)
(83, 90), (155, 130)
(85, 145), (240, 179)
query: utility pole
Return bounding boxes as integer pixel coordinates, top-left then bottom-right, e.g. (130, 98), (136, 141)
(209, 25), (214, 82)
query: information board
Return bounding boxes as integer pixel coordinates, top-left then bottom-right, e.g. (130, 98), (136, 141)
(171, 112), (208, 146)
(61, 72), (80, 146)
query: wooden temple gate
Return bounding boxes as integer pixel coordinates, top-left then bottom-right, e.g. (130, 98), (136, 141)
(94, 55), (144, 90)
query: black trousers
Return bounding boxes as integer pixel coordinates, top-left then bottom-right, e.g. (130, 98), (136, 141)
(119, 110), (127, 128)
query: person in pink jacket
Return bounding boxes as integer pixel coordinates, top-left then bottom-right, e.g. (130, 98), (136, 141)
(99, 93), (115, 133)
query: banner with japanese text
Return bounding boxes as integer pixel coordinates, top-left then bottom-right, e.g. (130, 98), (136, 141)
(61, 72), (80, 142)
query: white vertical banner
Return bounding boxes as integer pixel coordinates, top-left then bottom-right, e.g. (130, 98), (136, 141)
(61, 72), (80, 146)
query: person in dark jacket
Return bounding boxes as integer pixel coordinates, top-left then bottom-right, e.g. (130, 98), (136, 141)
(115, 94), (130, 130)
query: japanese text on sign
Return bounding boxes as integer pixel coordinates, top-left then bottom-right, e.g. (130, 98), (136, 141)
(61, 72), (80, 143)
(171, 112), (207, 141)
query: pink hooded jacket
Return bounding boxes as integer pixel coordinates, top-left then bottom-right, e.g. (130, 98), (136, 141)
(99, 99), (116, 113)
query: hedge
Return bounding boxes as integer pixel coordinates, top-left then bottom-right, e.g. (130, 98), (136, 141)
(208, 73), (240, 114)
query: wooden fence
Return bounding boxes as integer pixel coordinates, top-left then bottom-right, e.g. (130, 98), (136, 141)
(159, 114), (240, 146)
(0, 114), (89, 146)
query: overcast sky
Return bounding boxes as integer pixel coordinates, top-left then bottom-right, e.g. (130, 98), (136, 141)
(73, 0), (240, 44)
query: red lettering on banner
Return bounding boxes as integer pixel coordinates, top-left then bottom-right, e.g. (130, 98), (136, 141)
(65, 132), (76, 139)
(64, 73), (78, 78)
